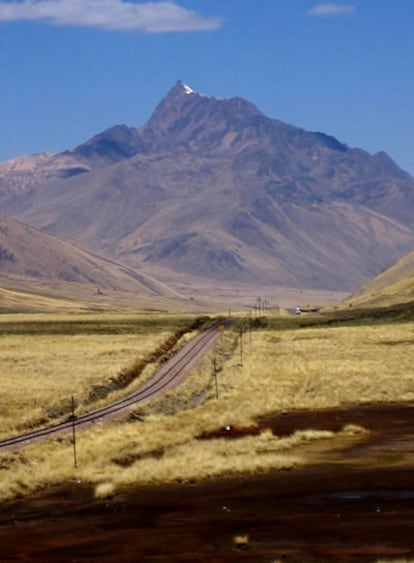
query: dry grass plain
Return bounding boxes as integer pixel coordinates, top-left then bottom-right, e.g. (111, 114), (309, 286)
(0, 312), (200, 438)
(1, 306), (414, 502)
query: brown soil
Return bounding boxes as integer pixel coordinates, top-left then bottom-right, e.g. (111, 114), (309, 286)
(1, 402), (414, 562)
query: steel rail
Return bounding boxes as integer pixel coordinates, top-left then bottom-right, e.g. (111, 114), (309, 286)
(0, 324), (218, 448)
(0, 322), (225, 450)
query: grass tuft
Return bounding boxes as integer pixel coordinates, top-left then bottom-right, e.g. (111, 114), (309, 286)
(233, 534), (250, 550)
(94, 481), (116, 499)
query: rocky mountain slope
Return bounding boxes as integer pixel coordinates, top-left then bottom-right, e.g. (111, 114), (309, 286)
(1, 81), (414, 293)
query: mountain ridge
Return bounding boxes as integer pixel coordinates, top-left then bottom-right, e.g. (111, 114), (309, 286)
(1, 81), (414, 295)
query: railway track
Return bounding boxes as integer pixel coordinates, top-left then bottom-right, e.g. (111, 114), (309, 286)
(0, 321), (229, 451)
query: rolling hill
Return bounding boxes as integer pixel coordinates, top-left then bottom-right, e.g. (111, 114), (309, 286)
(348, 247), (414, 307)
(0, 216), (178, 310)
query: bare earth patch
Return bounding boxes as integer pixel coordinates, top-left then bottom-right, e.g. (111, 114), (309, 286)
(1, 402), (414, 561)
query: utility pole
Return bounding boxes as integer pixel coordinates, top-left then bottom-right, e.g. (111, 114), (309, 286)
(239, 325), (244, 366)
(213, 358), (219, 400)
(71, 396), (78, 469)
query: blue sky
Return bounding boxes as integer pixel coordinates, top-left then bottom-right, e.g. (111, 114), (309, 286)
(1, 0), (413, 174)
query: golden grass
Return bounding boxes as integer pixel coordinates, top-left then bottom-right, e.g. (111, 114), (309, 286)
(0, 312), (200, 437)
(240, 323), (414, 412)
(1, 312), (414, 501)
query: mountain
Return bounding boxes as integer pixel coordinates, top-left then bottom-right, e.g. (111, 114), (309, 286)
(0, 215), (176, 300)
(1, 81), (414, 294)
